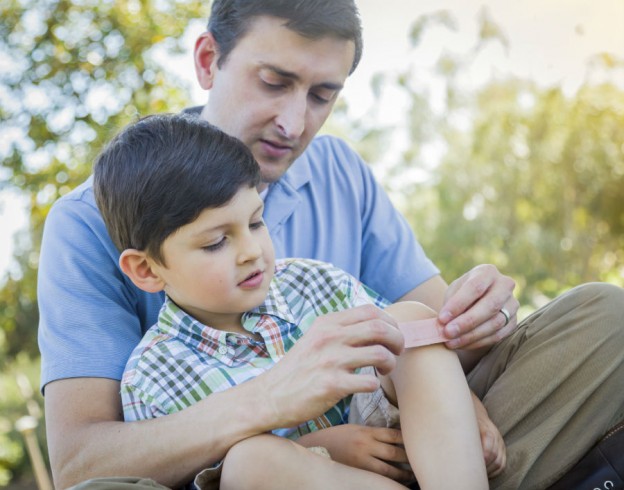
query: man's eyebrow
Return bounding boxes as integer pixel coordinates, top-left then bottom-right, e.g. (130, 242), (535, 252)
(262, 63), (344, 91)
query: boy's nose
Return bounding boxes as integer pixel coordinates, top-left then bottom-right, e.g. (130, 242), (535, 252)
(238, 236), (263, 264)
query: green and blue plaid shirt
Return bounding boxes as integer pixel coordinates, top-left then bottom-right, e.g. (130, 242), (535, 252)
(121, 258), (388, 440)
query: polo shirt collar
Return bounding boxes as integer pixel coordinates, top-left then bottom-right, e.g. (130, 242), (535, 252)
(281, 152), (312, 190)
(263, 154), (312, 235)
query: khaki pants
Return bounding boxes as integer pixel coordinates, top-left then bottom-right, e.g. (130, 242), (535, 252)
(69, 283), (624, 490)
(468, 282), (624, 490)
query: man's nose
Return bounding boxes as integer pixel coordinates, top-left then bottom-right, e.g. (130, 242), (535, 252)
(275, 92), (306, 139)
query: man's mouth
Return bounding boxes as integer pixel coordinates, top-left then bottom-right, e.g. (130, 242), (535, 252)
(259, 139), (294, 159)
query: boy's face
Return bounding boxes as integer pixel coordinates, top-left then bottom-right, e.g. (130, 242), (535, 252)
(151, 186), (275, 330)
(198, 16), (356, 190)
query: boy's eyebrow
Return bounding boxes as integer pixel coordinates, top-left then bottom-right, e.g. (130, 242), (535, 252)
(261, 63), (345, 91)
(251, 202), (265, 216)
(190, 202), (265, 238)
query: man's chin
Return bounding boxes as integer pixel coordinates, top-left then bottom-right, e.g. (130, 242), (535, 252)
(258, 163), (293, 186)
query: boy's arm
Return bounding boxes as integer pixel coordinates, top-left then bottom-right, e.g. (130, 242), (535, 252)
(384, 302), (489, 490)
(297, 424), (413, 483)
(471, 392), (506, 478)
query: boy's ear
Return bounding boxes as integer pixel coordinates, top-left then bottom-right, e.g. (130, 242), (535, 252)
(194, 31), (220, 90)
(119, 249), (165, 293)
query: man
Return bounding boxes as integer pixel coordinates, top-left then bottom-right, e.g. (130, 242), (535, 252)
(38, 1), (624, 489)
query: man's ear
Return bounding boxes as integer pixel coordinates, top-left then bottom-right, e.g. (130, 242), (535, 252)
(119, 249), (165, 293)
(194, 31), (220, 90)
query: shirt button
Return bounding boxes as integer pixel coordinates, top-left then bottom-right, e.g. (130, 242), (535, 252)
(218, 346), (228, 355)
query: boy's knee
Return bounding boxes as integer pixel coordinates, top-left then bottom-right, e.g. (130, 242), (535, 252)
(221, 435), (301, 489)
(221, 437), (270, 488)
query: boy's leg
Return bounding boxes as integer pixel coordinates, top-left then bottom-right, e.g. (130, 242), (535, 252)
(219, 434), (406, 490)
(378, 302), (488, 490)
(67, 477), (170, 489)
(468, 282), (624, 490)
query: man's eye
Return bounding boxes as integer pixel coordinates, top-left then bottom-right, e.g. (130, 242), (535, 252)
(310, 93), (331, 104)
(250, 220), (265, 230)
(262, 79), (285, 90)
(310, 89), (336, 105)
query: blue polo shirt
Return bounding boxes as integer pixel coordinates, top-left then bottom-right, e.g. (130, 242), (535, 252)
(37, 134), (439, 389)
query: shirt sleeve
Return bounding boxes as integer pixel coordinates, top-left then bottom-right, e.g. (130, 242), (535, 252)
(340, 140), (440, 301)
(37, 182), (163, 391)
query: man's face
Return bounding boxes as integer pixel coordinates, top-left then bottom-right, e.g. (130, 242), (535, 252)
(198, 16), (356, 189)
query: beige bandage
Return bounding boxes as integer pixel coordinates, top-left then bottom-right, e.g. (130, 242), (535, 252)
(398, 318), (448, 348)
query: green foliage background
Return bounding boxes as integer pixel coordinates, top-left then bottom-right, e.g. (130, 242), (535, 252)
(0, 2), (622, 486)
(0, 0), (208, 485)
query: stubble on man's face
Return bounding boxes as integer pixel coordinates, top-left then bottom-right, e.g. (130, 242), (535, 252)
(199, 16), (356, 187)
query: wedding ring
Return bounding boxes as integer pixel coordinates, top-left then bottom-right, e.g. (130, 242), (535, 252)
(499, 307), (510, 326)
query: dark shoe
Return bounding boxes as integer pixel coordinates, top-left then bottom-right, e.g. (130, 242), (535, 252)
(547, 420), (624, 489)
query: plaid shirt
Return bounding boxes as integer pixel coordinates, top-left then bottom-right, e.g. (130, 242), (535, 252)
(121, 258), (388, 440)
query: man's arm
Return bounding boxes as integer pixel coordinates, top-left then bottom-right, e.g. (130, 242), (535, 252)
(45, 306), (405, 489)
(46, 378), (246, 488)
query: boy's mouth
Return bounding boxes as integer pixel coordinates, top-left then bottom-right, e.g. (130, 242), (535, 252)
(238, 270), (264, 289)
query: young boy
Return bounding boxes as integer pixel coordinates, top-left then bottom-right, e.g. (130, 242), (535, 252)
(93, 113), (487, 490)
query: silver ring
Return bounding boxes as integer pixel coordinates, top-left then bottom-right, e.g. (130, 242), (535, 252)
(499, 307), (510, 326)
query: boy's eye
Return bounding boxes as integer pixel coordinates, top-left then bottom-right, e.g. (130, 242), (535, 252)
(202, 237), (226, 252)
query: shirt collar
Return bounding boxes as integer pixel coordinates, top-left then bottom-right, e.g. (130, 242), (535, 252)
(157, 261), (297, 348)
(243, 261), (297, 329)
(279, 148), (312, 191)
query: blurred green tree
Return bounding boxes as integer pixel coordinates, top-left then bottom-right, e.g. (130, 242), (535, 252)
(343, 10), (624, 309)
(423, 77), (624, 306)
(0, 0), (208, 359)
(1, 2), (623, 485)
(0, 0), (208, 484)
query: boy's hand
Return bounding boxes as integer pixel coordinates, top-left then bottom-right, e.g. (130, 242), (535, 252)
(472, 393), (506, 478)
(256, 305), (404, 430)
(298, 425), (415, 483)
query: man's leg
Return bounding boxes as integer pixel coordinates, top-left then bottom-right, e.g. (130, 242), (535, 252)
(468, 282), (624, 489)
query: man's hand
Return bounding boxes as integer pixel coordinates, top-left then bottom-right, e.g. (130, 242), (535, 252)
(257, 305), (405, 429)
(298, 425), (414, 483)
(438, 264), (518, 350)
(472, 393), (506, 478)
